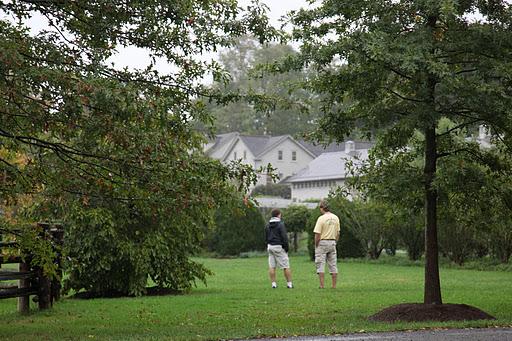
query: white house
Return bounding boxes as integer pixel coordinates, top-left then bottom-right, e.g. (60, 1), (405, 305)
(285, 141), (373, 202)
(204, 132), (323, 186)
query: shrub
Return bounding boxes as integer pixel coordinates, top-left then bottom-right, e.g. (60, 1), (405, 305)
(251, 183), (291, 199)
(392, 208), (425, 261)
(63, 204), (211, 296)
(206, 199), (265, 256)
(282, 205), (311, 252)
(338, 199), (392, 260)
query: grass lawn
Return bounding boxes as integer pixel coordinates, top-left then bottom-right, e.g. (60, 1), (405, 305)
(1, 256), (511, 340)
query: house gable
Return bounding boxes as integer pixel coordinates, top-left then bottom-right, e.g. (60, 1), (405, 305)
(222, 137), (255, 164)
(256, 135), (317, 160)
(256, 136), (318, 182)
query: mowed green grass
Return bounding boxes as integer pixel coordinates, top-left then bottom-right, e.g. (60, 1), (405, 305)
(1, 256), (511, 340)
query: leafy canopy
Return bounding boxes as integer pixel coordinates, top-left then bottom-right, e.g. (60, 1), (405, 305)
(288, 0), (512, 304)
(206, 35), (321, 136)
(0, 0), (273, 294)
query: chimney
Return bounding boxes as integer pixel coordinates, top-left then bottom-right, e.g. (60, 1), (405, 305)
(345, 140), (355, 154)
(478, 125), (487, 140)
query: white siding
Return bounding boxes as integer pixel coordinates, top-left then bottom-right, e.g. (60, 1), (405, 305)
(259, 138), (315, 183)
(291, 179), (345, 202)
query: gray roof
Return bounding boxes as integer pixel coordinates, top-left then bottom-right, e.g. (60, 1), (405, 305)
(239, 135), (274, 157)
(297, 140), (374, 156)
(286, 149), (370, 183)
(255, 197), (317, 209)
(204, 132), (238, 156)
(217, 132), (238, 147)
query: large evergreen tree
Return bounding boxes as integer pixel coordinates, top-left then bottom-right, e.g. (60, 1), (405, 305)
(288, 0), (512, 306)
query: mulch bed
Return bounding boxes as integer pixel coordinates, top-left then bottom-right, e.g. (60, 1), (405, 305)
(368, 303), (496, 322)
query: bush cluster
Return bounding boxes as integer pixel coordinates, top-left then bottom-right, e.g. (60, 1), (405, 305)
(251, 184), (291, 199)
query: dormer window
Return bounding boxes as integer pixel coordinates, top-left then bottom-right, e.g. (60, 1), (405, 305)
(292, 151), (297, 161)
(243, 150), (247, 160)
(278, 150), (283, 160)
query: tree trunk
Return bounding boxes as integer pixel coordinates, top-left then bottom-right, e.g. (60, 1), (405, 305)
(424, 125), (442, 304)
(293, 232), (299, 253)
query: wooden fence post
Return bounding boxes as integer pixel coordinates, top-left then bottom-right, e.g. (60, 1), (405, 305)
(17, 262), (30, 314)
(37, 266), (51, 310)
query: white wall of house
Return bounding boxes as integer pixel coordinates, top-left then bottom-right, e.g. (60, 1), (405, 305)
(290, 179), (345, 202)
(258, 138), (315, 183)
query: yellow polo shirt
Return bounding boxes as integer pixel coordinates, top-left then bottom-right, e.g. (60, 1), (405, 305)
(313, 212), (340, 240)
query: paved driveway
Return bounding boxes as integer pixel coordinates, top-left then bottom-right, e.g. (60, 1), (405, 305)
(246, 328), (512, 341)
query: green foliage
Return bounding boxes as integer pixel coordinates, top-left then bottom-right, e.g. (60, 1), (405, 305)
(206, 36), (320, 136)
(352, 123), (512, 264)
(251, 183), (291, 199)
(0, 1), (274, 296)
(288, 0), (512, 303)
(392, 209), (425, 261)
(0, 219), (58, 278)
(282, 205), (311, 252)
(206, 195), (265, 256)
(282, 205), (310, 233)
(338, 198), (396, 260)
(436, 148), (512, 265)
(62, 205), (211, 296)
(488, 220), (512, 264)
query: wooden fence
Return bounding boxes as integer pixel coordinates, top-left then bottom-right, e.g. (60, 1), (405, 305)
(0, 222), (63, 314)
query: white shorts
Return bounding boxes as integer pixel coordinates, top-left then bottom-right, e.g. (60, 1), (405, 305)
(267, 244), (290, 269)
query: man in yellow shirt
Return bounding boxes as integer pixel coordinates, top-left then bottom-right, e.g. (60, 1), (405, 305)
(313, 199), (340, 289)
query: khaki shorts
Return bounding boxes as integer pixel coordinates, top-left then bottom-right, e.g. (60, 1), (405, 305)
(315, 240), (337, 273)
(268, 244), (290, 269)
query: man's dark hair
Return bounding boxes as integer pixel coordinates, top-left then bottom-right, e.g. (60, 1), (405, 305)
(271, 208), (281, 217)
(319, 199), (330, 212)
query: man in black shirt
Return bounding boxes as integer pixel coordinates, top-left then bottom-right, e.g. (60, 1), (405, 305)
(265, 208), (293, 288)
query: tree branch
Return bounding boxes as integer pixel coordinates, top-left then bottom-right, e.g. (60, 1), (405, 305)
(385, 88), (426, 103)
(436, 119), (482, 138)
(454, 68), (478, 75)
